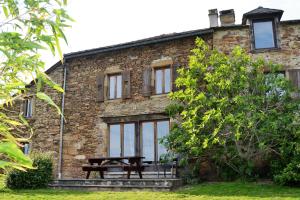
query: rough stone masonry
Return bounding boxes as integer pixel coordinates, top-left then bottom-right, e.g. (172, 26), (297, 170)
(14, 7), (300, 179)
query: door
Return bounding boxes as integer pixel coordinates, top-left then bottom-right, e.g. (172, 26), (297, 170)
(141, 120), (169, 163)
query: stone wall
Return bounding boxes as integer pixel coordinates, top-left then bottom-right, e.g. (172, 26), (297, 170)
(213, 22), (300, 70)
(22, 20), (300, 179)
(61, 35), (212, 178)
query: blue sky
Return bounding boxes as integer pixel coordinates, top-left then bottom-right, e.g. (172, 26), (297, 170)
(42, 0), (300, 69)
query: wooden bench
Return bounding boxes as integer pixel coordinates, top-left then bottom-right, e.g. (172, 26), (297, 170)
(82, 156), (145, 179)
(123, 165), (145, 179)
(82, 165), (108, 179)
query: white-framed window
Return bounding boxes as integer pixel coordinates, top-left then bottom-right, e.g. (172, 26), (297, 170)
(109, 74), (122, 99)
(154, 66), (171, 94)
(252, 19), (277, 49)
(24, 98), (33, 118)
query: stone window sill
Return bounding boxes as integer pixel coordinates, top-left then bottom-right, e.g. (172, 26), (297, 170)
(104, 98), (123, 103)
(251, 47), (281, 54)
(150, 93), (169, 99)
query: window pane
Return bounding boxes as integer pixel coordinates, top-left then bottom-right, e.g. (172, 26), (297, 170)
(155, 69), (163, 94)
(142, 122), (154, 161)
(28, 99), (32, 117)
(253, 21), (275, 49)
(157, 121), (169, 160)
(116, 75), (122, 98)
(265, 72), (286, 96)
(124, 123), (135, 156)
(109, 76), (116, 99)
(164, 68), (171, 93)
(24, 143), (30, 155)
(109, 124), (121, 157)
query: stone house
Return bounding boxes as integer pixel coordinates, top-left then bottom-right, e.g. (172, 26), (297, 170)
(20, 7), (300, 179)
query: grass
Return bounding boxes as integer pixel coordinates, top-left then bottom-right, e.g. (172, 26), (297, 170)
(1, 176), (300, 200)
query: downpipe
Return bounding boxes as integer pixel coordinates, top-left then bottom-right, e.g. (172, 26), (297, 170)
(58, 59), (67, 179)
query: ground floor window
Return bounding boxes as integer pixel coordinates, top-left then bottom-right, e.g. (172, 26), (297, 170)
(108, 119), (169, 162)
(109, 123), (135, 157)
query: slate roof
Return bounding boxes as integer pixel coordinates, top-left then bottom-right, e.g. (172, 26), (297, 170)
(242, 7), (284, 24)
(64, 28), (213, 59)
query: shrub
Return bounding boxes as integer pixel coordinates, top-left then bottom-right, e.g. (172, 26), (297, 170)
(165, 38), (300, 183)
(6, 152), (53, 189)
(274, 160), (300, 186)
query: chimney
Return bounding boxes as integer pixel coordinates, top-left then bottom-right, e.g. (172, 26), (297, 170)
(219, 9), (235, 26)
(208, 9), (219, 27)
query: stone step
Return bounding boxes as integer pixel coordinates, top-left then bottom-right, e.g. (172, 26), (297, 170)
(87, 171), (176, 179)
(50, 178), (182, 191)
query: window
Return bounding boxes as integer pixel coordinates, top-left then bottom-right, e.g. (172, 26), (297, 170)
(23, 98), (33, 118)
(109, 123), (135, 157)
(155, 67), (171, 94)
(141, 120), (169, 162)
(265, 71), (286, 96)
(22, 142), (30, 155)
(109, 74), (122, 99)
(107, 119), (170, 163)
(252, 20), (277, 49)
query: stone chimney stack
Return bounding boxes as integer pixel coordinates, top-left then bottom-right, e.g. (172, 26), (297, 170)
(208, 9), (219, 27)
(219, 9), (235, 26)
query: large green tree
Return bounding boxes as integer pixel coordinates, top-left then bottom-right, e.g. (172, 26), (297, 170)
(0, 0), (72, 171)
(166, 38), (300, 180)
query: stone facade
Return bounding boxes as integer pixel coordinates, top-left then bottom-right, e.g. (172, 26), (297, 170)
(19, 8), (300, 179)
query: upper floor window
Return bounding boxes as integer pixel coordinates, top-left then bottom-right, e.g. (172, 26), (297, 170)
(252, 19), (277, 49)
(109, 74), (122, 99)
(23, 98), (33, 118)
(155, 66), (171, 94)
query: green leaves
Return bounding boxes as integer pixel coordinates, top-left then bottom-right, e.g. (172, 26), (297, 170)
(36, 92), (62, 116)
(0, 0), (71, 171)
(165, 38), (300, 179)
(0, 142), (34, 171)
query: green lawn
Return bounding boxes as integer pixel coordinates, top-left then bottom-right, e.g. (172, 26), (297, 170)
(1, 176), (300, 200)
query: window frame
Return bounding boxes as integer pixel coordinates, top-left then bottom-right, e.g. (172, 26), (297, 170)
(107, 119), (170, 163)
(140, 119), (170, 163)
(108, 122), (137, 157)
(154, 66), (171, 95)
(252, 18), (278, 50)
(24, 98), (33, 118)
(108, 73), (122, 100)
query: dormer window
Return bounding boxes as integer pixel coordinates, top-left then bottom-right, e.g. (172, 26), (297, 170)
(253, 19), (277, 49)
(253, 20), (276, 49)
(242, 7), (283, 51)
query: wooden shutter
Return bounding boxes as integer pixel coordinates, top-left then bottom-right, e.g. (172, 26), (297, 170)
(172, 63), (180, 91)
(122, 70), (131, 99)
(96, 72), (105, 102)
(288, 69), (300, 89)
(143, 66), (152, 97)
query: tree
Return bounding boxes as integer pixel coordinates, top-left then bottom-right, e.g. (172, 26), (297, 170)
(166, 38), (300, 180)
(0, 0), (72, 171)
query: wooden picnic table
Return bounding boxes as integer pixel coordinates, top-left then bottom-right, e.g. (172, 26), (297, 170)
(82, 156), (145, 179)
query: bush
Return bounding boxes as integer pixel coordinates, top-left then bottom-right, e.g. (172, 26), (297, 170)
(6, 152), (53, 189)
(274, 160), (300, 186)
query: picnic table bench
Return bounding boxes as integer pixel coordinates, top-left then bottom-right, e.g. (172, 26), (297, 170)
(82, 156), (145, 179)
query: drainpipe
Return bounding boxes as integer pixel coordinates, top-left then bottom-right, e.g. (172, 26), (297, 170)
(58, 58), (67, 179)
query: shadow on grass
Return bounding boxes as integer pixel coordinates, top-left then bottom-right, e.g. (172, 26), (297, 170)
(176, 182), (300, 198)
